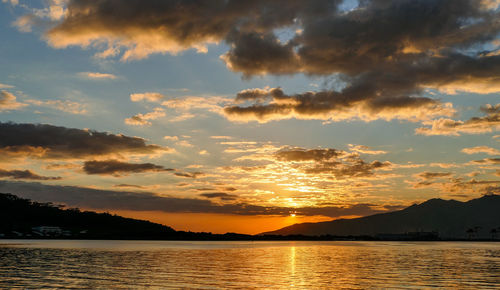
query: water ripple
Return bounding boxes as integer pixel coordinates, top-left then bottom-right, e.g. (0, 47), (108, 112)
(0, 241), (499, 289)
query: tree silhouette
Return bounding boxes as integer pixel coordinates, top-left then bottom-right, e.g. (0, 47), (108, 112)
(466, 228), (475, 239)
(490, 228), (498, 240)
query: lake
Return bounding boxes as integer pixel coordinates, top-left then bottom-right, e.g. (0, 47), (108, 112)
(0, 240), (499, 289)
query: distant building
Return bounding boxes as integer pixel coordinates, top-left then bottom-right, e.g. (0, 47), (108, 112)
(32, 226), (63, 236)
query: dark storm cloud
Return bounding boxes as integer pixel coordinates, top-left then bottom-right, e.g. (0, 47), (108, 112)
(0, 169), (61, 180)
(0, 181), (400, 218)
(0, 122), (170, 159)
(83, 160), (173, 175)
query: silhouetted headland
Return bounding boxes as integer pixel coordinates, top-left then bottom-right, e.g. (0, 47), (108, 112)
(1, 192), (499, 241)
(263, 194), (500, 240)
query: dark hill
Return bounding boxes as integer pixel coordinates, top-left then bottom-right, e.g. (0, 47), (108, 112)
(0, 192), (176, 239)
(262, 195), (500, 239)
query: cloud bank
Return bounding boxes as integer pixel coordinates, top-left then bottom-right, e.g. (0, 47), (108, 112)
(0, 180), (400, 218)
(0, 122), (170, 159)
(83, 160), (173, 175)
(0, 169), (61, 180)
(22, 0), (500, 123)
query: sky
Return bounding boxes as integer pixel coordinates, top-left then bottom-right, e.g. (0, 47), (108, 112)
(0, 0), (499, 234)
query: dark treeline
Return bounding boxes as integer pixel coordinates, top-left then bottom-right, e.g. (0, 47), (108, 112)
(0, 193), (176, 239)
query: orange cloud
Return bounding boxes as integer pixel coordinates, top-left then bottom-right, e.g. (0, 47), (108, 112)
(0, 83), (14, 89)
(130, 92), (165, 102)
(416, 104), (500, 136)
(0, 90), (27, 112)
(348, 144), (387, 155)
(462, 146), (500, 155)
(26, 99), (87, 115)
(79, 72), (117, 80)
(125, 108), (166, 126)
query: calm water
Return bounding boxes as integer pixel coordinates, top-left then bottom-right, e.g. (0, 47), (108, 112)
(0, 240), (499, 289)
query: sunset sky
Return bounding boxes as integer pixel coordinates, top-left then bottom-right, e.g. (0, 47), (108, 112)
(0, 0), (499, 234)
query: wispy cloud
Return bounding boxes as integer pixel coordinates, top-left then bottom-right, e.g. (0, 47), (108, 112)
(462, 146), (500, 155)
(348, 144), (387, 155)
(79, 72), (117, 80)
(211, 136), (233, 140)
(163, 136), (179, 141)
(0, 83), (14, 89)
(26, 99), (87, 115)
(2, 0), (19, 6)
(175, 140), (194, 148)
(125, 108), (165, 126)
(130, 92), (165, 102)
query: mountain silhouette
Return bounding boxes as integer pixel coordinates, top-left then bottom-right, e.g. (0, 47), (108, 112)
(262, 195), (500, 239)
